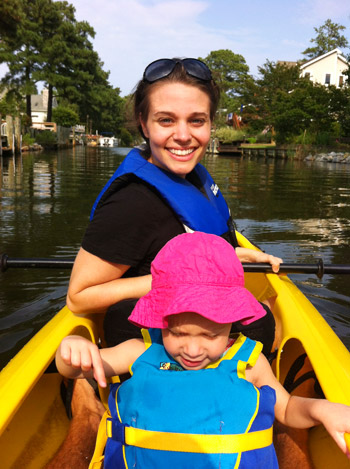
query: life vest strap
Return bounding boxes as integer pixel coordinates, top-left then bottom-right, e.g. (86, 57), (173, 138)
(106, 418), (273, 453)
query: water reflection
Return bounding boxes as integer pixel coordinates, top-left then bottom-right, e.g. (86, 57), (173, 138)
(1, 148), (350, 369)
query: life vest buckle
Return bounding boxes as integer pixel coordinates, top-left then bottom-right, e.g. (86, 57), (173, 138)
(106, 417), (129, 445)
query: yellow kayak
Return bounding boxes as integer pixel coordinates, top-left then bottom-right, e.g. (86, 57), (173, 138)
(1, 233), (350, 468)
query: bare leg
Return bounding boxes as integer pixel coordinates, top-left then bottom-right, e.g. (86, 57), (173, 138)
(45, 379), (105, 469)
(274, 422), (313, 469)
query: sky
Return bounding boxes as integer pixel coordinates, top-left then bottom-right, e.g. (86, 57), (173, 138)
(1, 0), (350, 96)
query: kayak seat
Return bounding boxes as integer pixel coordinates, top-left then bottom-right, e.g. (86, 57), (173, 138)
(283, 353), (324, 398)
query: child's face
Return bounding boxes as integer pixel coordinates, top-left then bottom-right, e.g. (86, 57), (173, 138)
(162, 312), (231, 370)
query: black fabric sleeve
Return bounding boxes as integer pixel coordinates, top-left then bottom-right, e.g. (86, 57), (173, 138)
(82, 181), (184, 275)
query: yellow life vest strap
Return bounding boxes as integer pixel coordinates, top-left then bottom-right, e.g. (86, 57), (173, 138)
(106, 420), (273, 454)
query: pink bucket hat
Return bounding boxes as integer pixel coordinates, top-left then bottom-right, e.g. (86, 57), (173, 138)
(128, 232), (266, 329)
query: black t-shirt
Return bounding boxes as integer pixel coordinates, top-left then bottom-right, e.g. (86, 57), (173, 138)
(82, 173), (242, 347)
(82, 179), (185, 276)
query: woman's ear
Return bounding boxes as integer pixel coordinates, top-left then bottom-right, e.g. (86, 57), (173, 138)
(140, 114), (149, 139)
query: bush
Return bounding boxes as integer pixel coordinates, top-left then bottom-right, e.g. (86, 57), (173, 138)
(256, 132), (272, 143)
(246, 137), (256, 143)
(292, 132), (315, 145)
(35, 130), (57, 146)
(52, 106), (79, 127)
(22, 133), (35, 146)
(315, 132), (336, 146)
(119, 128), (133, 147)
(214, 127), (245, 143)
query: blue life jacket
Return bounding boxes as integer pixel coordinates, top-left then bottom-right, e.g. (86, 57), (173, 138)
(90, 148), (233, 236)
(104, 330), (277, 468)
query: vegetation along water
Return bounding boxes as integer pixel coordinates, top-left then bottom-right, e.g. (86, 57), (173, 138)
(0, 146), (350, 371)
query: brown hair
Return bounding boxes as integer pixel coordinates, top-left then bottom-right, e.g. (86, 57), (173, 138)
(133, 60), (220, 157)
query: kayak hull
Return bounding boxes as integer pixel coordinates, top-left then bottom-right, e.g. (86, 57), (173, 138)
(1, 233), (350, 468)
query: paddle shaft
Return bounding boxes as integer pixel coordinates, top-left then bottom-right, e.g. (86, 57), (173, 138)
(1, 254), (350, 278)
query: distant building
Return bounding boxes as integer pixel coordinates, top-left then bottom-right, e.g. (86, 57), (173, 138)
(31, 89), (57, 123)
(277, 61), (298, 68)
(299, 48), (348, 88)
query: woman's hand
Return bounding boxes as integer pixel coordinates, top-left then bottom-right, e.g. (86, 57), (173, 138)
(236, 247), (283, 273)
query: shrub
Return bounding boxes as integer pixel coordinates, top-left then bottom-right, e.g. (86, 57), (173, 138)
(119, 128), (133, 147)
(214, 127), (245, 143)
(52, 106), (79, 127)
(246, 137), (256, 143)
(22, 133), (35, 146)
(256, 132), (272, 143)
(35, 130), (57, 146)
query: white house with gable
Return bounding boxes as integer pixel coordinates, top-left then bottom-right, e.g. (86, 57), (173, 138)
(300, 48), (348, 88)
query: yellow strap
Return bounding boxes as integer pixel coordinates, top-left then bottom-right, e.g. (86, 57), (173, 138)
(89, 411), (109, 469)
(106, 422), (273, 454)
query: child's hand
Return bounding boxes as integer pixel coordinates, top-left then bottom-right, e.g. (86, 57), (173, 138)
(318, 401), (350, 458)
(59, 335), (107, 388)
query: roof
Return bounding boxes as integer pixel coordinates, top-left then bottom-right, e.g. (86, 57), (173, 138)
(31, 92), (57, 112)
(277, 61), (298, 68)
(300, 48), (348, 70)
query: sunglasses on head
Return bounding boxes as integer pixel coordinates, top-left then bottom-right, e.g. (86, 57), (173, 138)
(143, 58), (212, 83)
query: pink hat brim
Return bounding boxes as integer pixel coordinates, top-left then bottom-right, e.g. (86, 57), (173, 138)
(128, 283), (266, 329)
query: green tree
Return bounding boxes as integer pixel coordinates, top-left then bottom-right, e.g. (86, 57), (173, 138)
(0, 0), (23, 40)
(37, 1), (98, 122)
(0, 0), (46, 121)
(200, 49), (252, 114)
(273, 81), (336, 143)
(302, 19), (349, 59)
(328, 85), (350, 136)
(52, 105), (79, 127)
(243, 60), (301, 132)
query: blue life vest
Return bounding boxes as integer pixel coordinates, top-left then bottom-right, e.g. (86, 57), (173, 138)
(90, 148), (232, 236)
(105, 330), (278, 468)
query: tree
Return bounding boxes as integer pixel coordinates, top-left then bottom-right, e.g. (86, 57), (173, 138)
(302, 19), (349, 59)
(37, 1), (98, 122)
(0, 0), (46, 121)
(200, 49), (252, 114)
(242, 60), (301, 132)
(52, 105), (79, 127)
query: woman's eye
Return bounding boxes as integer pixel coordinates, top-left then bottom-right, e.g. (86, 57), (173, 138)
(158, 118), (173, 125)
(190, 118), (205, 125)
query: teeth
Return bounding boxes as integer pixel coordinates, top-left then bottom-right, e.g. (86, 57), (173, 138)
(169, 148), (193, 156)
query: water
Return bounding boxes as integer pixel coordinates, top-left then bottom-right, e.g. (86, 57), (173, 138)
(1, 147), (350, 369)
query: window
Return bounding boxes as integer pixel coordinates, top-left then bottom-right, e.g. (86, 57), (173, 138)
(325, 74), (331, 85)
(339, 76), (344, 86)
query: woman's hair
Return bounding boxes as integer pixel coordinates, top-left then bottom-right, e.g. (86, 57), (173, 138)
(132, 60), (220, 157)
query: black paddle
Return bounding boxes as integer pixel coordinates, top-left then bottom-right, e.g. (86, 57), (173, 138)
(1, 254), (350, 279)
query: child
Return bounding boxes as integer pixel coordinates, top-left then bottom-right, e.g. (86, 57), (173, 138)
(56, 232), (350, 468)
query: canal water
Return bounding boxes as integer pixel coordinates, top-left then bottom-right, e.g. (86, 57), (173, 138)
(1, 147), (350, 370)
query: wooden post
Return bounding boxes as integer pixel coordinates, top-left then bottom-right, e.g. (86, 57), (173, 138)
(14, 116), (21, 154)
(6, 115), (14, 155)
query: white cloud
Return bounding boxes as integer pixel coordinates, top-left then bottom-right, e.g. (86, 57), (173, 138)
(71, 0), (215, 94)
(298, 0), (350, 25)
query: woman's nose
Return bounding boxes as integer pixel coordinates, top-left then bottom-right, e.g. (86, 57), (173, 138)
(173, 122), (191, 143)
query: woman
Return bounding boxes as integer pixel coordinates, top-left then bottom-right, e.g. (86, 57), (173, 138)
(67, 58), (281, 352)
(47, 58), (282, 468)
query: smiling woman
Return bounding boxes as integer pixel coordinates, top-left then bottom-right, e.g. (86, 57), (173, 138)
(47, 57), (282, 467)
(140, 83), (211, 177)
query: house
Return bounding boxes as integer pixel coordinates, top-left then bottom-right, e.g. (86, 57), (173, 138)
(299, 48), (348, 88)
(31, 89), (57, 123)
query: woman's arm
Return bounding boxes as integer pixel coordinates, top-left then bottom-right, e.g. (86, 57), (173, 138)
(66, 248), (152, 314)
(236, 247), (282, 273)
(247, 354), (350, 456)
(56, 336), (146, 387)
